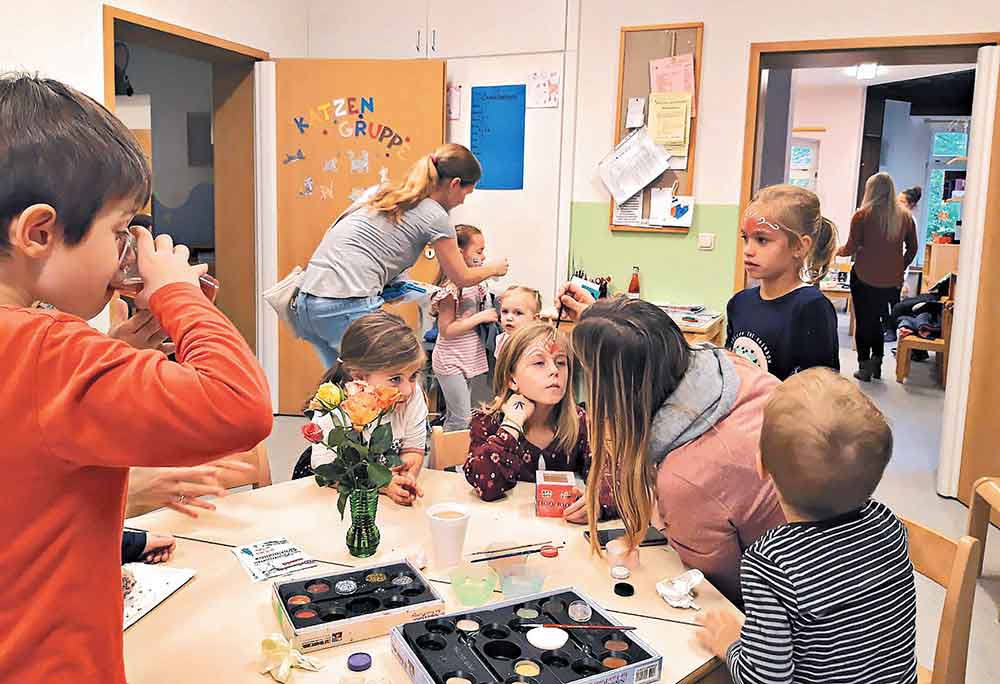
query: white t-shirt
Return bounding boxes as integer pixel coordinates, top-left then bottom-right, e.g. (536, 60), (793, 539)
(310, 389), (428, 469)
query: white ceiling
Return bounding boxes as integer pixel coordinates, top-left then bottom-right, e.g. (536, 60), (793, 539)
(791, 64), (976, 88)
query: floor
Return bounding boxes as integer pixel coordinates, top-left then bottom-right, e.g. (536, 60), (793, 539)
(264, 310), (1000, 682)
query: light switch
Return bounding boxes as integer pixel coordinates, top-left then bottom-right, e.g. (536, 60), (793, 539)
(698, 233), (716, 250)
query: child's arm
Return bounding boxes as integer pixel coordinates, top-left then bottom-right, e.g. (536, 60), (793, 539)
(902, 214), (919, 269)
(721, 552), (795, 684)
(35, 283), (272, 468)
(436, 291), (497, 339)
(790, 297), (840, 373)
(837, 211), (862, 257)
(463, 412), (523, 501)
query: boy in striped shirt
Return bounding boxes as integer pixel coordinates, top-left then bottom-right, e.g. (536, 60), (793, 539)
(696, 368), (917, 684)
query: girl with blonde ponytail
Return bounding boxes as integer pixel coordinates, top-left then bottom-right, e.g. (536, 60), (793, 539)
(294, 143), (508, 367)
(725, 184), (840, 380)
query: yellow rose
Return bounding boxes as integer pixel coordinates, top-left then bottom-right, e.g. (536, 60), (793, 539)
(315, 382), (344, 410)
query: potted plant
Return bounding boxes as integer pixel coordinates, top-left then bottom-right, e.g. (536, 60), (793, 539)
(302, 381), (402, 557)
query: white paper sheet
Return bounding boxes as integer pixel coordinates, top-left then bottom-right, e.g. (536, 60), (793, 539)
(598, 127), (671, 207)
(447, 83), (462, 120)
(123, 563), (196, 630)
(233, 537), (318, 583)
(625, 97), (646, 128)
(612, 193), (643, 225)
(648, 187), (673, 226)
(527, 70), (561, 108)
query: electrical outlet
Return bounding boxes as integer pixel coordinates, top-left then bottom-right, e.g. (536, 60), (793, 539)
(698, 233), (716, 250)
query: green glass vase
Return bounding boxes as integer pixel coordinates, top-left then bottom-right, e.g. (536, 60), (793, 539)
(346, 488), (380, 557)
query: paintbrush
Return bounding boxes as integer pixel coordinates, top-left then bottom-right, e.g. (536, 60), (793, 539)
(521, 624), (639, 631)
(468, 543), (565, 564)
(467, 541), (552, 557)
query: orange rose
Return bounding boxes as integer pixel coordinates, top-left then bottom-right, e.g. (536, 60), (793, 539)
(374, 386), (402, 411)
(340, 392), (381, 430)
(344, 380), (368, 397)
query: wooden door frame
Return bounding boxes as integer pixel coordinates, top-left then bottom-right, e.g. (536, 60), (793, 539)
(735, 32), (1000, 293)
(102, 5), (268, 352)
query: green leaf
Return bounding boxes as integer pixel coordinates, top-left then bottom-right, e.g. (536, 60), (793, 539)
(337, 490), (349, 519)
(369, 423), (393, 455)
(383, 448), (402, 468)
(313, 463), (338, 487)
(326, 426), (349, 449)
(368, 462), (393, 489)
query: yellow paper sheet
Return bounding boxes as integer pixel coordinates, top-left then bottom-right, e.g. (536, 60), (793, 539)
(648, 92), (691, 158)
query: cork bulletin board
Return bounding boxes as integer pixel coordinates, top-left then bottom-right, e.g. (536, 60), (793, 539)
(609, 23), (704, 234)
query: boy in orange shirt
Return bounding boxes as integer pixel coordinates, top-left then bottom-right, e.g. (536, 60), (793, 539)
(0, 74), (273, 682)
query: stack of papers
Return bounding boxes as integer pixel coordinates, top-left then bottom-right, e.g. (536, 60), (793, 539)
(233, 537), (318, 582)
(123, 563), (196, 630)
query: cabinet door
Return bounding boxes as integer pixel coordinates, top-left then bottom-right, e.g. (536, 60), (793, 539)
(308, 1), (429, 59)
(427, 0), (565, 58)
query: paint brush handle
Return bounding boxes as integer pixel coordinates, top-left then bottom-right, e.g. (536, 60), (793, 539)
(521, 624), (638, 631)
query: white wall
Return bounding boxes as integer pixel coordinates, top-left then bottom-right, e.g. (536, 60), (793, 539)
(791, 84), (866, 244)
(127, 44), (213, 222)
(572, 0), (1000, 205)
(0, 1), (307, 102)
(880, 100), (933, 251)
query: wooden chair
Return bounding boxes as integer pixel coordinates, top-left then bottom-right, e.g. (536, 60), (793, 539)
(216, 443), (272, 490)
(896, 300), (954, 388)
(967, 476), (1000, 577)
(429, 426), (470, 471)
(901, 516), (981, 684)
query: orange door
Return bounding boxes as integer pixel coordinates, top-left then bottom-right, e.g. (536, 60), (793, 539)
(274, 59), (445, 413)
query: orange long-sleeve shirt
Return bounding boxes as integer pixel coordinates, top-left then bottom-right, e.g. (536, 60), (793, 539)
(0, 283), (273, 683)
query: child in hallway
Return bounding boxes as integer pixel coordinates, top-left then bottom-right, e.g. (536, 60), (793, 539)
(0, 73), (272, 682)
(431, 224), (496, 430)
(696, 368), (917, 684)
(494, 285), (542, 359)
(727, 185), (840, 380)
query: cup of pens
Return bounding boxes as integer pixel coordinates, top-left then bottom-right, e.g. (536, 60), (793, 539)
(112, 227), (219, 302)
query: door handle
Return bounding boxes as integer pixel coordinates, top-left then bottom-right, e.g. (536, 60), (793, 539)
(417, 29), (422, 53)
(431, 29), (437, 52)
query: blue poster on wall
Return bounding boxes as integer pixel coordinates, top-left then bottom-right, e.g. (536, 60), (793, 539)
(470, 85), (526, 190)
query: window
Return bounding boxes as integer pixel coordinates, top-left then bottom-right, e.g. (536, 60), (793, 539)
(931, 131), (968, 158)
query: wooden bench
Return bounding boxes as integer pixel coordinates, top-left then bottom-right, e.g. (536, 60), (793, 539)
(896, 300), (954, 388)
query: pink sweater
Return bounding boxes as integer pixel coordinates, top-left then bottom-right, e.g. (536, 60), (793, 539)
(653, 355), (785, 606)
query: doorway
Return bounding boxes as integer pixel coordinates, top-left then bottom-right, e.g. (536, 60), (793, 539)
(736, 34), (1000, 512)
(102, 5), (267, 351)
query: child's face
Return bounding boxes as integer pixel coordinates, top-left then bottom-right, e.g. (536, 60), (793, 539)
(462, 234), (486, 267)
(740, 211), (803, 283)
(499, 291), (539, 334)
(357, 361), (423, 405)
(36, 199), (135, 319)
(510, 338), (569, 407)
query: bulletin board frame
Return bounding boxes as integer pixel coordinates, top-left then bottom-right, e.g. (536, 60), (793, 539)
(609, 22), (704, 235)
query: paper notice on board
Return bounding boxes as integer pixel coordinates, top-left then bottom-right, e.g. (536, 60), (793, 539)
(598, 126), (671, 207)
(648, 187), (673, 226)
(447, 83), (462, 121)
(527, 70), (561, 108)
(625, 97), (646, 128)
(648, 92), (691, 150)
(613, 193), (643, 225)
(650, 53), (696, 116)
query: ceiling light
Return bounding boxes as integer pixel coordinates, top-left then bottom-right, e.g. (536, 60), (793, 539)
(856, 62), (879, 80)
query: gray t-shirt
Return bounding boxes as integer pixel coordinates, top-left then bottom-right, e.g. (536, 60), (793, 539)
(300, 197), (454, 298)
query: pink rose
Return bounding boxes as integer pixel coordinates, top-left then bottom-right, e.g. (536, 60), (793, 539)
(301, 422), (324, 444)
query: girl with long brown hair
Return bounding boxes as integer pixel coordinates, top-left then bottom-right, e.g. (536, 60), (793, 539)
(555, 290), (785, 606)
(294, 143), (508, 367)
(839, 172), (919, 381)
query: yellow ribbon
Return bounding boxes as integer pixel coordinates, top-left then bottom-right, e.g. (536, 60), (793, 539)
(259, 633), (323, 683)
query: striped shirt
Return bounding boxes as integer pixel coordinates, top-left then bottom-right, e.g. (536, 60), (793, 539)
(726, 499), (917, 684)
(431, 284), (489, 378)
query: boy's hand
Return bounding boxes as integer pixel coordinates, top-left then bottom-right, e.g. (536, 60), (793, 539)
(142, 532), (176, 564)
(695, 609), (744, 660)
(108, 298), (174, 354)
(133, 228), (209, 308)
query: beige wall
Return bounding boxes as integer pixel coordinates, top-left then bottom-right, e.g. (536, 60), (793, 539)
(791, 83), (866, 244)
(572, 0), (1000, 205)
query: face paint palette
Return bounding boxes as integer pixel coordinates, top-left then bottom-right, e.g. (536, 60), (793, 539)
(390, 588), (662, 684)
(272, 560), (445, 653)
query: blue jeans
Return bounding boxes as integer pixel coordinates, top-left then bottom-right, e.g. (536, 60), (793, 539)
(294, 292), (383, 368)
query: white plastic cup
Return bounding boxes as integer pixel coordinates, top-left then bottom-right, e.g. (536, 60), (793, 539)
(426, 503), (470, 569)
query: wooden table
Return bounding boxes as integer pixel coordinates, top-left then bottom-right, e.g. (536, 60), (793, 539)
(126, 471), (737, 683)
(821, 284), (855, 339)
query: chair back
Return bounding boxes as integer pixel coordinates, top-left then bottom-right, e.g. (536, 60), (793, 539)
(429, 426), (471, 470)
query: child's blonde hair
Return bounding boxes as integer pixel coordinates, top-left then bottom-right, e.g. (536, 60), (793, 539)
(745, 184), (838, 284)
(572, 297), (694, 553)
(306, 312), (424, 409)
(760, 368), (892, 519)
(366, 143), (481, 223)
(860, 172), (907, 241)
(485, 323), (579, 456)
(500, 285), (542, 314)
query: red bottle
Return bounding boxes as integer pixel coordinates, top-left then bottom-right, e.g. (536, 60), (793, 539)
(627, 266), (641, 299)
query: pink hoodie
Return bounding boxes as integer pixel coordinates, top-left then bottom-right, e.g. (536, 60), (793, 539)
(653, 353), (785, 606)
